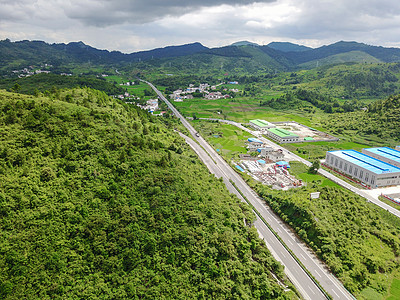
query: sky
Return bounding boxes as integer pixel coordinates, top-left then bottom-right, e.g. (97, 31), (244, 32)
(1, 0), (400, 53)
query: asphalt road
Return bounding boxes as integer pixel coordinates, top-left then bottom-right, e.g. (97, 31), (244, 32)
(143, 80), (355, 300)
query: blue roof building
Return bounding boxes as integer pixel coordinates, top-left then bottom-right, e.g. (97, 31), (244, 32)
(325, 150), (400, 188)
(235, 165), (245, 172)
(362, 147), (400, 168)
(248, 138), (263, 144)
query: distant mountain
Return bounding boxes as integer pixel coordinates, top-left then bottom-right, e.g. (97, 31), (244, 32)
(0, 39), (209, 71)
(231, 41), (259, 47)
(2, 39), (400, 74)
(127, 42), (208, 61)
(297, 51), (382, 69)
(267, 42), (312, 52)
(283, 41), (400, 65)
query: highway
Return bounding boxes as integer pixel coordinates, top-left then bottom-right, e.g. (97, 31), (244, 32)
(143, 80), (355, 300)
(199, 118), (400, 219)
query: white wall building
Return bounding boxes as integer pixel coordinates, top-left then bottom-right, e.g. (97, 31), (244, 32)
(247, 138), (263, 151)
(266, 128), (299, 143)
(325, 150), (400, 188)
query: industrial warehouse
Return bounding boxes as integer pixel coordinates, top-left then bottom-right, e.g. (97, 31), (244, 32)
(325, 149), (400, 188)
(362, 147), (400, 168)
(265, 128), (300, 143)
(249, 119), (276, 131)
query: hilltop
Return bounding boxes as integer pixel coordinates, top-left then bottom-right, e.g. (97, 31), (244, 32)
(0, 88), (295, 299)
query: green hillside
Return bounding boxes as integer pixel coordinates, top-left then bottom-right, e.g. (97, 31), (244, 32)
(256, 185), (400, 298)
(298, 51), (382, 69)
(0, 88), (296, 299)
(324, 93), (400, 143)
(0, 73), (125, 96)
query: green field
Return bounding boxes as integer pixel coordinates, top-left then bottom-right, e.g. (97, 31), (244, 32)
(105, 75), (160, 99)
(288, 162), (340, 187)
(192, 121), (252, 159)
(284, 140), (372, 160)
(386, 277), (400, 299)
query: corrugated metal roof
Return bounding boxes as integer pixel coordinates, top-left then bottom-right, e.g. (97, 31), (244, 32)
(267, 128), (298, 138)
(235, 165), (245, 172)
(248, 138), (263, 143)
(328, 150), (400, 175)
(364, 147), (400, 163)
(250, 119), (273, 127)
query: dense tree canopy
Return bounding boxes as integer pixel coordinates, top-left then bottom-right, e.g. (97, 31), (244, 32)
(0, 88), (295, 299)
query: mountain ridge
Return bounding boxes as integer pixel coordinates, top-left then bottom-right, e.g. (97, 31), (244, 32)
(2, 38), (400, 73)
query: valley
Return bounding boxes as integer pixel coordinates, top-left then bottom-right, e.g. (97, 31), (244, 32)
(1, 38), (400, 300)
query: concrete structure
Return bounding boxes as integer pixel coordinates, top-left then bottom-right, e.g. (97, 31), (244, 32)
(325, 150), (400, 188)
(257, 147), (274, 157)
(247, 138), (263, 151)
(266, 151), (285, 162)
(266, 128), (299, 143)
(362, 147), (400, 168)
(249, 119), (276, 132)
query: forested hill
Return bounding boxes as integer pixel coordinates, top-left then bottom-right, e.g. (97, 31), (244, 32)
(0, 88), (295, 299)
(0, 39), (208, 70)
(0, 73), (125, 96)
(324, 94), (400, 142)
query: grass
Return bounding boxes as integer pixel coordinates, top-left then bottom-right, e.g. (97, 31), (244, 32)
(379, 196), (400, 212)
(105, 75), (159, 99)
(386, 278), (400, 300)
(193, 121), (252, 159)
(289, 161), (340, 187)
(284, 140), (372, 160)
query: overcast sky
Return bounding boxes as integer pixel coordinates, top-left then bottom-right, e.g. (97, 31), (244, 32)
(1, 0), (400, 53)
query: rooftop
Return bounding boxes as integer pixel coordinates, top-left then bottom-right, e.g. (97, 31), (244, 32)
(328, 150), (400, 175)
(267, 128), (298, 138)
(248, 138), (263, 144)
(250, 119), (273, 127)
(364, 147), (400, 163)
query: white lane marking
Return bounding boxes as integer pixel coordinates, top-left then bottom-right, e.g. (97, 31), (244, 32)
(315, 270), (322, 278)
(332, 289), (339, 298)
(300, 253), (307, 260)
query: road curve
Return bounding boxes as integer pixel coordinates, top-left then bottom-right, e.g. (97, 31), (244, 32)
(143, 80), (355, 300)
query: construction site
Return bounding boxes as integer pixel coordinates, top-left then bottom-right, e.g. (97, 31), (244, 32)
(234, 138), (303, 190)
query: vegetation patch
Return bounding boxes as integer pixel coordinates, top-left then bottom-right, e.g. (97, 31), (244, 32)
(255, 184), (400, 298)
(0, 88), (296, 299)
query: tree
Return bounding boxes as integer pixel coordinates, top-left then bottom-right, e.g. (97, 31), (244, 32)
(308, 160), (320, 174)
(11, 83), (21, 93)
